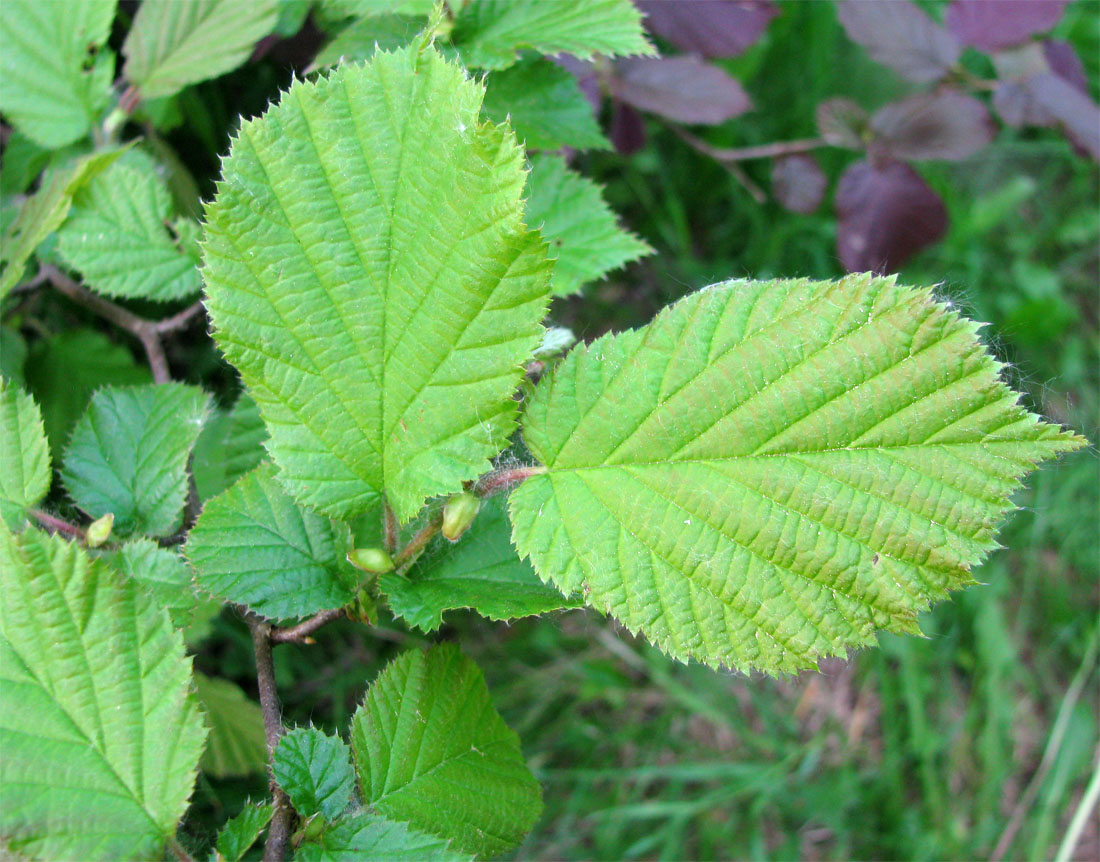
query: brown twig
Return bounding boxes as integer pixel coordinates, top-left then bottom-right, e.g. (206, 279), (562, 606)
(393, 513), (444, 571)
(156, 300), (205, 334)
(30, 509), (85, 541)
(249, 619), (294, 862)
(673, 128), (825, 162)
(166, 836), (196, 862)
(270, 608), (345, 644)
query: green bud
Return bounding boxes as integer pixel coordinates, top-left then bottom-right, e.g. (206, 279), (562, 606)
(86, 513), (114, 548)
(347, 547), (394, 574)
(442, 491), (480, 542)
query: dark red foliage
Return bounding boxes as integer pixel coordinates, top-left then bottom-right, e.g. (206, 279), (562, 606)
(869, 91), (995, 162)
(637, 0), (778, 58)
(836, 0), (960, 83)
(944, 0), (1069, 52)
(611, 56), (751, 125)
(771, 154), (826, 214)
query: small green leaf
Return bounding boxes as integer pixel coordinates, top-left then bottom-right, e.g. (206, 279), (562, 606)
(452, 0), (653, 70)
(525, 154), (652, 296)
(310, 13), (427, 69)
(0, 326), (28, 385)
(0, 524), (207, 861)
(1, 149), (125, 297)
(57, 159), (202, 302)
(273, 728), (356, 821)
(381, 496), (579, 632)
(191, 391), (269, 501)
(185, 463), (358, 620)
(0, 382), (51, 529)
(351, 644), (542, 856)
(60, 383), (210, 537)
(201, 45), (552, 522)
(510, 274), (1086, 673)
(296, 810), (471, 861)
(212, 801), (273, 862)
(194, 673), (268, 779)
(0, 0), (117, 147)
(482, 56), (610, 152)
(123, 0), (280, 100)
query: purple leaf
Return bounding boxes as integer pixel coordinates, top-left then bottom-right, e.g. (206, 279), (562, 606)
(637, 0), (778, 58)
(771, 154), (826, 214)
(1023, 73), (1100, 159)
(835, 159), (947, 273)
(870, 91), (995, 161)
(944, 0), (1069, 52)
(816, 98), (870, 149)
(837, 0), (960, 83)
(1042, 39), (1088, 92)
(552, 54), (602, 112)
(611, 55), (751, 125)
(610, 100), (647, 153)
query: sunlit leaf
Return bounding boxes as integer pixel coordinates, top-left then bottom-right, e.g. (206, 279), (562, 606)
(296, 810), (471, 861)
(0, 382), (51, 529)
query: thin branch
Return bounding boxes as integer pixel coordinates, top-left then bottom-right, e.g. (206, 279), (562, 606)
(30, 509), (85, 541)
(270, 608), (345, 644)
(166, 836), (196, 862)
(156, 300), (205, 334)
(249, 619), (294, 862)
(474, 465), (546, 498)
(673, 128), (825, 162)
(393, 513), (444, 571)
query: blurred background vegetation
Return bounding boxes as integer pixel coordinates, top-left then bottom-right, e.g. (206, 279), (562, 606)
(45, 1), (1096, 859)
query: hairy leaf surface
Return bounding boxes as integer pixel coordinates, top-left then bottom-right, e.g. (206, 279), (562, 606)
(194, 673), (268, 779)
(60, 384), (210, 537)
(273, 728), (355, 821)
(452, 0), (653, 70)
(350, 644), (541, 856)
(510, 275), (1084, 673)
(0, 383), (51, 529)
(310, 13), (426, 69)
(185, 463), (357, 620)
(201, 45), (552, 522)
(296, 810), (471, 861)
(526, 155), (651, 296)
(123, 0), (280, 100)
(102, 539), (216, 636)
(0, 525), (206, 860)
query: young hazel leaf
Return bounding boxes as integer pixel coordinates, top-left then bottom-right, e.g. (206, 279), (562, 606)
(60, 383), (210, 537)
(57, 159), (202, 302)
(0, 524), (207, 861)
(309, 13), (426, 69)
(123, 0), (280, 100)
(191, 391), (269, 502)
(0, 382), (51, 529)
(272, 727), (356, 821)
(295, 810), (472, 862)
(212, 801), (273, 862)
(611, 56), (752, 126)
(350, 644), (542, 856)
(0, 0), (117, 148)
(185, 462), (358, 620)
(201, 45), (553, 523)
(451, 0), (653, 70)
(102, 539), (215, 635)
(381, 496), (581, 632)
(509, 274), (1084, 674)
(944, 0), (1069, 53)
(525, 154), (652, 296)
(869, 91), (996, 162)
(837, 0), (960, 83)
(193, 673), (268, 779)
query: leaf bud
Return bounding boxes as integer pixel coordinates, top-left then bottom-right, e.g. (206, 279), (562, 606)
(442, 491), (480, 541)
(347, 547), (394, 574)
(86, 513), (114, 548)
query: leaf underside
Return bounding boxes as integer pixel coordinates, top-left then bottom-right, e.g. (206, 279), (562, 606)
(201, 44), (552, 522)
(510, 274), (1084, 674)
(0, 524), (206, 861)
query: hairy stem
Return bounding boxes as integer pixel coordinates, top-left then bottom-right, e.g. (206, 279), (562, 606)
(30, 509), (85, 541)
(249, 619), (294, 862)
(166, 836), (196, 862)
(474, 465), (546, 498)
(393, 512), (444, 572)
(383, 500), (399, 555)
(270, 608), (345, 644)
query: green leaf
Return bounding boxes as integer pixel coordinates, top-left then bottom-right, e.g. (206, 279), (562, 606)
(0, 382), (51, 529)
(296, 810), (471, 862)
(212, 801), (273, 862)
(525, 154), (652, 296)
(24, 330), (153, 459)
(201, 45), (552, 522)
(0, 130), (52, 196)
(273, 728), (355, 821)
(60, 383), (210, 537)
(194, 672), (268, 779)
(510, 274), (1086, 673)
(451, 0), (653, 70)
(0, 0), (117, 148)
(57, 160), (201, 302)
(0, 326), (28, 385)
(191, 391), (269, 501)
(350, 644), (541, 856)
(381, 496), (579, 632)
(123, 0), (280, 100)
(0, 524), (207, 860)
(310, 14), (427, 69)
(482, 57), (610, 152)
(185, 462), (358, 620)
(0, 149), (125, 297)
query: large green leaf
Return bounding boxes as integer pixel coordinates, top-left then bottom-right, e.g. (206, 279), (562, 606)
(482, 57), (609, 152)
(0, 0), (117, 148)
(191, 391), (269, 501)
(451, 0), (653, 70)
(273, 727), (355, 821)
(123, 0), (280, 100)
(296, 810), (471, 862)
(60, 384), (210, 537)
(525, 154), (652, 296)
(185, 463), (358, 620)
(381, 496), (579, 632)
(0, 382), (51, 529)
(201, 44), (552, 522)
(193, 673), (268, 779)
(57, 159), (201, 301)
(350, 644), (541, 857)
(510, 274), (1085, 673)
(0, 524), (206, 860)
